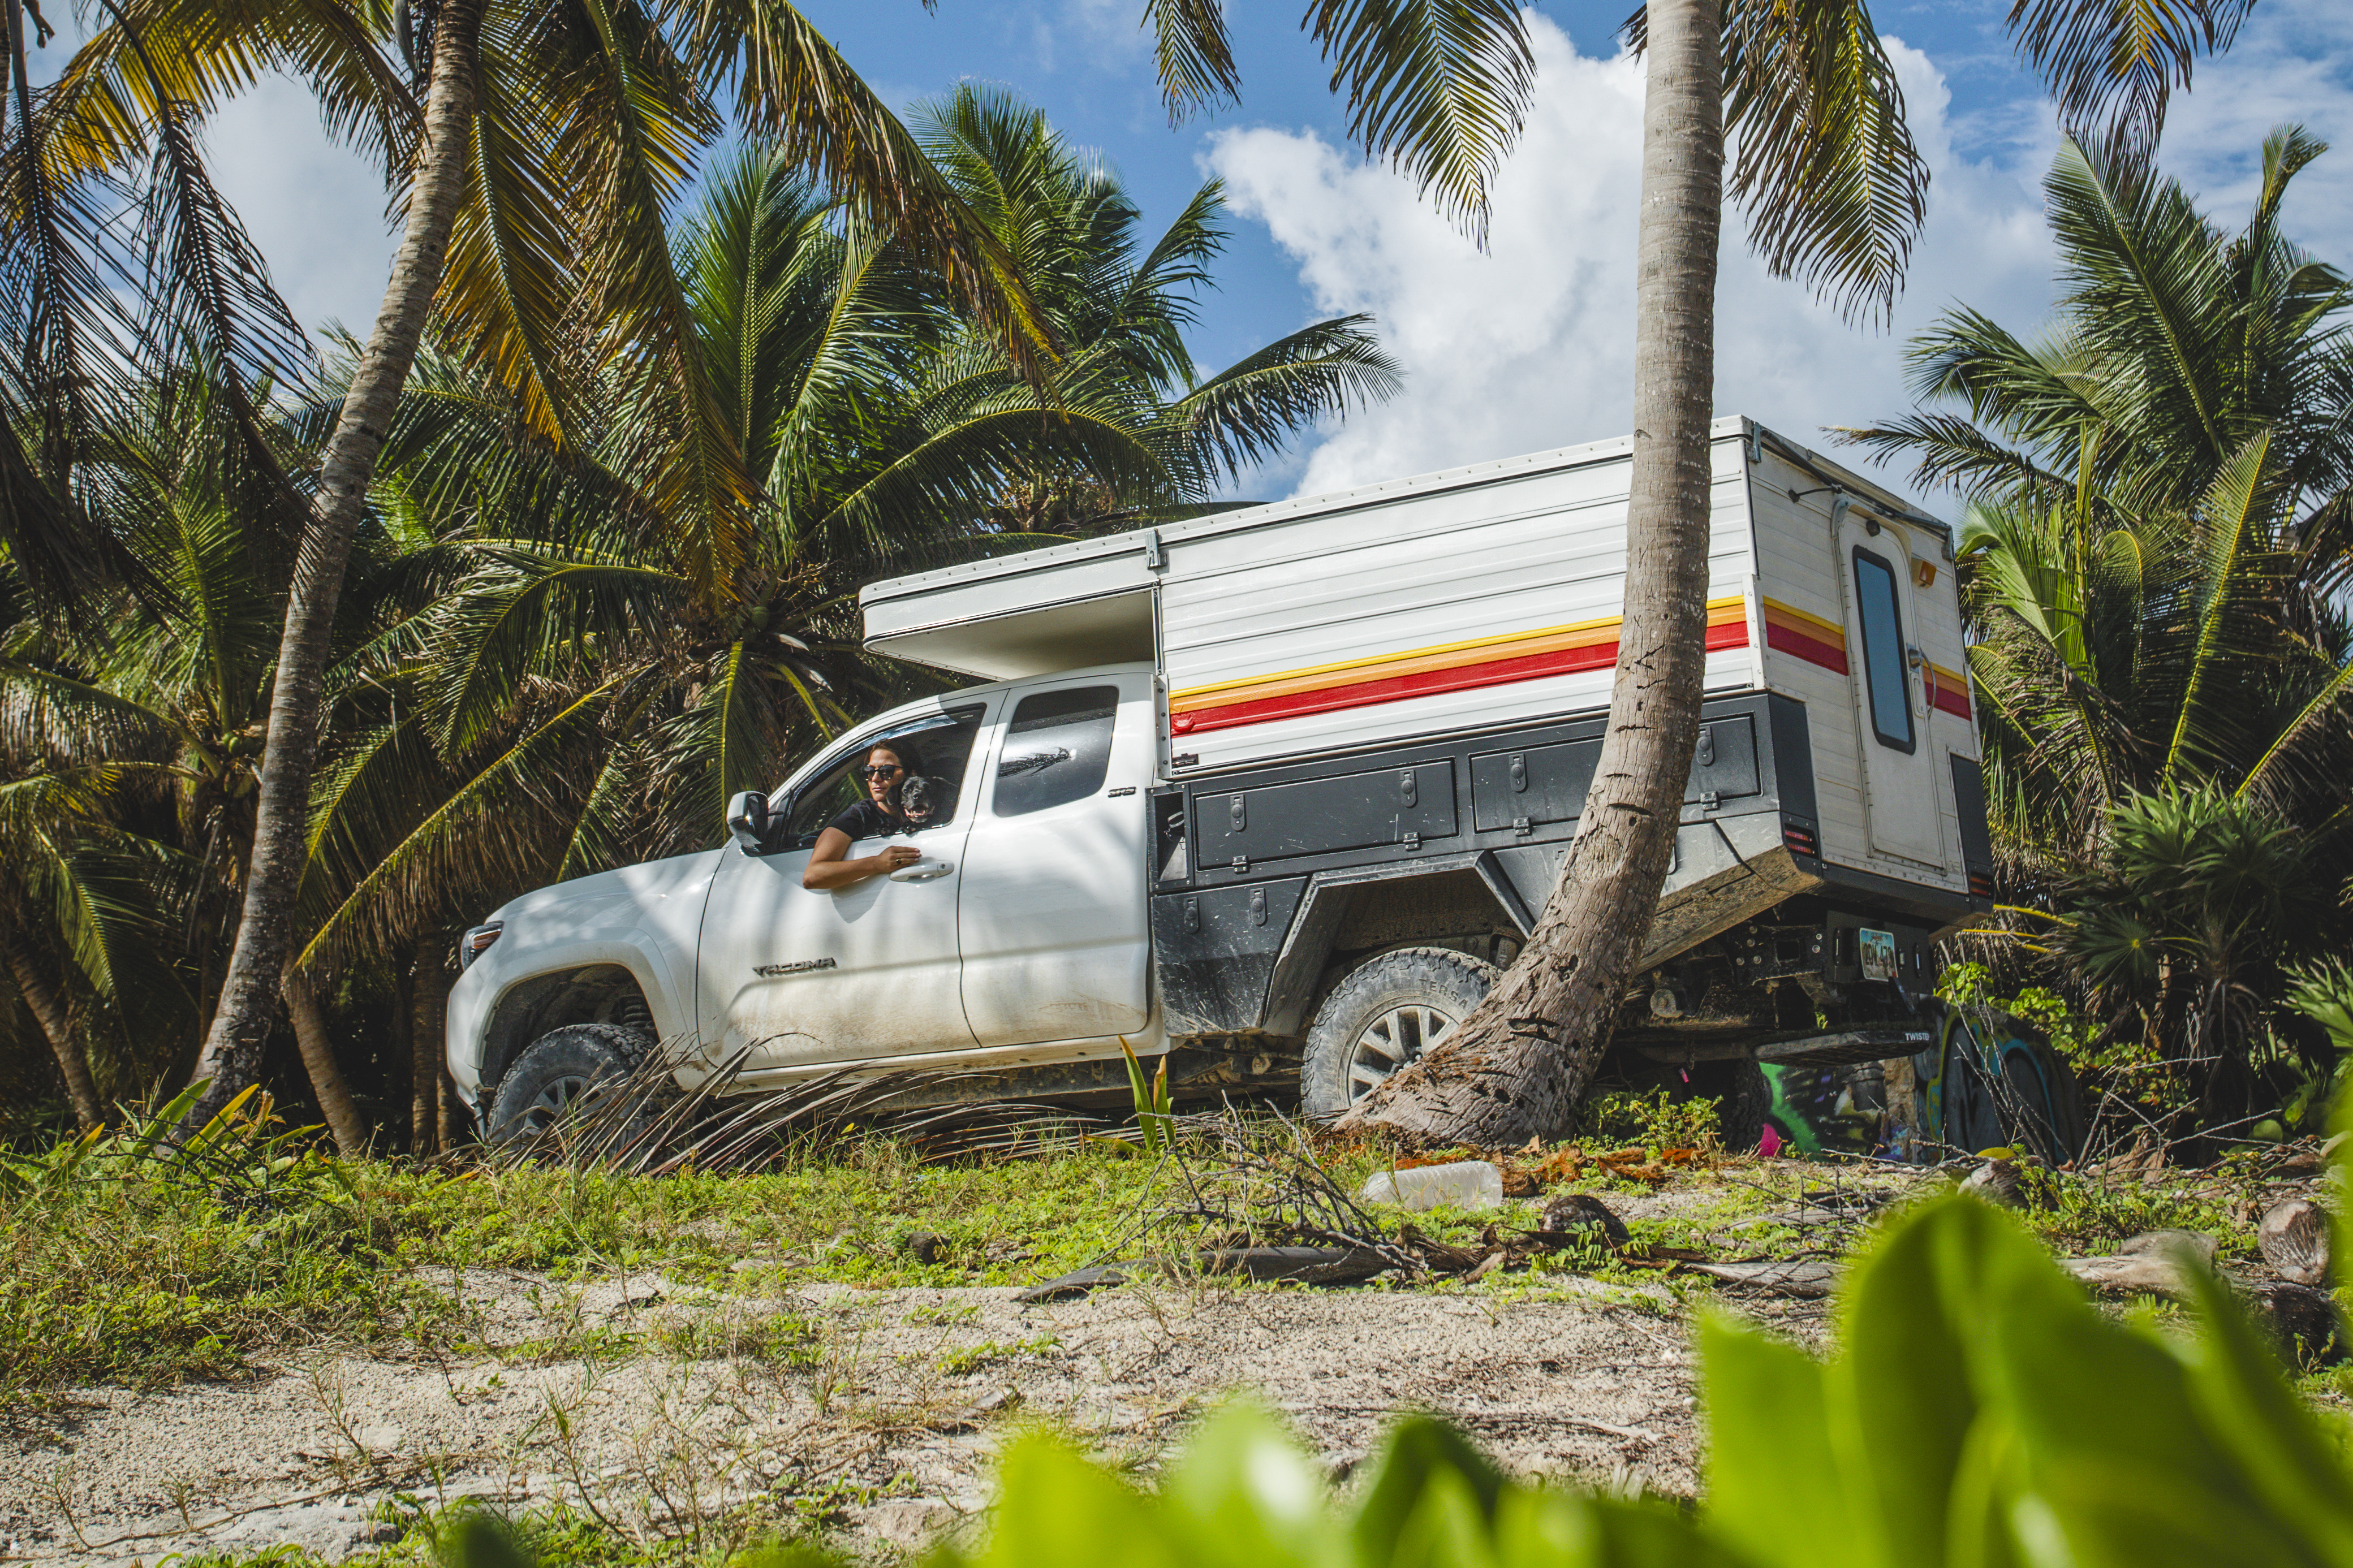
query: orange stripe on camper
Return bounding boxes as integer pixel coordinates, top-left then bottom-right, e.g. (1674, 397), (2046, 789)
(1169, 599), (1750, 736)
(1928, 661), (1972, 720)
(1761, 599), (1848, 676)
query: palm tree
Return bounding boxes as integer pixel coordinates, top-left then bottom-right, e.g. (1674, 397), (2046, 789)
(0, 771), (126, 1131)
(1850, 131), (2353, 867)
(1848, 130), (2353, 527)
(1326, 0), (2280, 1144)
(1846, 131), (2353, 1141)
(0, 361), (414, 1148)
(23, 0), (1061, 1125)
(1338, 0), (1930, 1144)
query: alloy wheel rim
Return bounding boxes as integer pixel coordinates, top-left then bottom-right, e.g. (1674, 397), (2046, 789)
(519, 1072), (595, 1134)
(1345, 1002), (1460, 1100)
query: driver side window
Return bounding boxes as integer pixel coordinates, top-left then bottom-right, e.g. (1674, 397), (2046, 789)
(777, 705), (987, 848)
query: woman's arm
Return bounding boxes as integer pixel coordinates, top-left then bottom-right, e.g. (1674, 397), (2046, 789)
(803, 828), (921, 889)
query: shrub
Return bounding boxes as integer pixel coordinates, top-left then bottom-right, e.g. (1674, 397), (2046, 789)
(1577, 1086), (1721, 1152)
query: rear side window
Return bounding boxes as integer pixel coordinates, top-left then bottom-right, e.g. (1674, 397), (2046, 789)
(995, 686), (1119, 817)
(1852, 548), (1915, 753)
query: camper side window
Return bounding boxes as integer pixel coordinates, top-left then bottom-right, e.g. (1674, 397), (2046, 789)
(1852, 549), (1915, 753)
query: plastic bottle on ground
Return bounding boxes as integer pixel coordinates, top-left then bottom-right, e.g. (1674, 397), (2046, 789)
(1359, 1160), (1504, 1212)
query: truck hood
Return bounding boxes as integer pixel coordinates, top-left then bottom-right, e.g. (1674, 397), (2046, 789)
(481, 848), (725, 928)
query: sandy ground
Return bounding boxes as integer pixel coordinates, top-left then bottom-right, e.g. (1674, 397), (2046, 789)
(0, 1235), (1796, 1565)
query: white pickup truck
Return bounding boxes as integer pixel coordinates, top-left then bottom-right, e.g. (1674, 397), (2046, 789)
(447, 417), (1992, 1141)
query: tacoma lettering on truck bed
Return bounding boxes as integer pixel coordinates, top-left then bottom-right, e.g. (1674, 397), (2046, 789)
(447, 416), (1992, 1144)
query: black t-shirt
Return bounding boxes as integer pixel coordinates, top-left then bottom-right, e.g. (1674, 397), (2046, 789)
(826, 800), (902, 841)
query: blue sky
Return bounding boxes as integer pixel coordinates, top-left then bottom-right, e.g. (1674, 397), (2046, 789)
(91, 1), (2353, 508)
(796, 0), (2041, 372)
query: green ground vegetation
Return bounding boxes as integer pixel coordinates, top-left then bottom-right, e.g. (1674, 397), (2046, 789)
(8, 1088), (2309, 1415)
(0, 1086), (1777, 1405)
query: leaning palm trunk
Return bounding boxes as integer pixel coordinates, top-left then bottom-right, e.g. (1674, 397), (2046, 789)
(1341, 0), (1725, 1145)
(8, 935), (104, 1131)
(284, 968), (368, 1154)
(187, 0), (483, 1125)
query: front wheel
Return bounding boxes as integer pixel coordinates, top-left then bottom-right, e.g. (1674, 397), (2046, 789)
(1299, 946), (1500, 1119)
(486, 1022), (654, 1145)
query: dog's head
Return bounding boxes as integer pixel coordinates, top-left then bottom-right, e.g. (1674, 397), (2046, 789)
(897, 772), (947, 824)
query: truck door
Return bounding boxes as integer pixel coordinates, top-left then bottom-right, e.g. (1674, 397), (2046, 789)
(696, 701), (994, 1069)
(1837, 512), (1945, 867)
(957, 672), (1154, 1047)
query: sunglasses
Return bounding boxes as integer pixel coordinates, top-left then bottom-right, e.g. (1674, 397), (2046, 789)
(856, 764), (903, 780)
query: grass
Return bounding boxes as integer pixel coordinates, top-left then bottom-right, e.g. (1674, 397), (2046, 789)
(0, 1096), (1792, 1407)
(0, 1121), (1193, 1406)
(162, 1497), (751, 1567)
(1, 1086), (2298, 1413)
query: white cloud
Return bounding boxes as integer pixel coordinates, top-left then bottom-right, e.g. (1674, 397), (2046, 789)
(201, 77), (402, 342)
(1208, 17), (2060, 509)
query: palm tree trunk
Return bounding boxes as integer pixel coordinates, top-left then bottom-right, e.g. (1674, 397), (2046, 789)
(283, 968), (368, 1154)
(186, 0), (482, 1124)
(8, 935), (104, 1131)
(411, 934), (451, 1154)
(1341, 0), (1725, 1146)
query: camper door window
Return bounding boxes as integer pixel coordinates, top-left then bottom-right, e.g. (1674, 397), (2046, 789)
(1852, 548), (1916, 754)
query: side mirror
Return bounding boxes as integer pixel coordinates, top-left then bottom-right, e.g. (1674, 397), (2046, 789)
(726, 789), (770, 853)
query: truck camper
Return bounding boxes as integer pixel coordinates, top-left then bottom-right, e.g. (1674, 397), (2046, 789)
(447, 416), (1990, 1141)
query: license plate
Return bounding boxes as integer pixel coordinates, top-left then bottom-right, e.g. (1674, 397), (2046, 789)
(1859, 927), (1897, 982)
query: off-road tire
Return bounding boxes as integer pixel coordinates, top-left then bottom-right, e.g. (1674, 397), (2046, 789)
(486, 1022), (655, 1146)
(1300, 946), (1500, 1119)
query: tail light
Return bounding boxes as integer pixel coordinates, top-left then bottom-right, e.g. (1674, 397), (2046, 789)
(458, 921), (504, 969)
(1968, 871), (1996, 899)
(1781, 820), (1819, 858)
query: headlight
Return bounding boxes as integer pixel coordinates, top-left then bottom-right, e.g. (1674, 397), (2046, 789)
(458, 921), (504, 969)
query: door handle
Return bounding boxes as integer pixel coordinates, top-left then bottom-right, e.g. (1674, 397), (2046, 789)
(889, 859), (955, 882)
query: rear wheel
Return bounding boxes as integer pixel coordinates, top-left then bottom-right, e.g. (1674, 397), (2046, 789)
(1300, 946), (1499, 1118)
(486, 1023), (653, 1145)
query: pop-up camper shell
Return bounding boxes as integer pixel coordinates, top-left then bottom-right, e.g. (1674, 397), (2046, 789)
(861, 415), (1991, 1069)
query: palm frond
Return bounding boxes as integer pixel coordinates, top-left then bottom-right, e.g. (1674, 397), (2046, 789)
(2003, 0), (2256, 165)
(433, 10), (581, 444)
(2162, 426), (2279, 785)
(420, 547), (686, 757)
(1299, 0), (1536, 247)
(0, 87), (148, 616)
(296, 683), (617, 974)
(665, 0), (1054, 374)
(1832, 412), (2068, 498)
(1162, 315), (1403, 486)
(0, 663), (178, 767)
(1148, 0), (1242, 123)
(1622, 0), (1929, 321)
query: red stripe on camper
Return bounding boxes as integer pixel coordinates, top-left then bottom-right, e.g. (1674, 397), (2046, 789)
(1764, 620), (1850, 676)
(1171, 619), (1749, 736)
